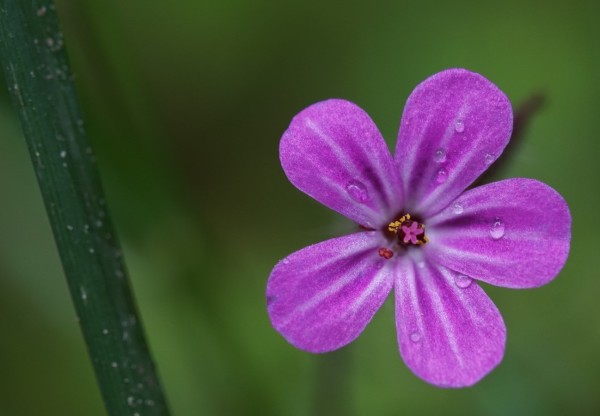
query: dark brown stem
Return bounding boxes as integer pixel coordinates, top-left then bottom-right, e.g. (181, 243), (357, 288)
(473, 92), (546, 187)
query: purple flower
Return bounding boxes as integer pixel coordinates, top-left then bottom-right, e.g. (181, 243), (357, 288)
(266, 69), (571, 387)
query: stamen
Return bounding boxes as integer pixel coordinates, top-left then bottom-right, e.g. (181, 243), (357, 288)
(378, 247), (394, 259)
(386, 213), (428, 246)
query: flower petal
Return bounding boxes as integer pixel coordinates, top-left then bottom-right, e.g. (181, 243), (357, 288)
(280, 99), (404, 228)
(427, 178), (571, 288)
(395, 260), (506, 387)
(395, 69), (513, 217)
(267, 232), (393, 352)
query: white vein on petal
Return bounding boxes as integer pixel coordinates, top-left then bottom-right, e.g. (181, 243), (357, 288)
(283, 234), (379, 280)
(438, 266), (487, 328)
(277, 272), (355, 329)
(395, 259), (425, 345)
(431, 245), (496, 263)
(427, 226), (543, 242)
(349, 266), (391, 314)
(421, 265), (464, 368)
(278, 236), (381, 327)
(410, 103), (469, 204)
(400, 97), (444, 193)
(297, 271), (357, 315)
(427, 198), (541, 226)
(429, 245), (530, 272)
(305, 119), (388, 214)
(416, 130), (486, 214)
(288, 140), (381, 224)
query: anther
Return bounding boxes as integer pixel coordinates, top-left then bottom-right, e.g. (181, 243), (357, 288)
(378, 247), (394, 259)
(387, 213), (428, 246)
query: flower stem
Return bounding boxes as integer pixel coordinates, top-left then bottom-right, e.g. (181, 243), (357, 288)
(0, 2), (170, 415)
(314, 347), (354, 416)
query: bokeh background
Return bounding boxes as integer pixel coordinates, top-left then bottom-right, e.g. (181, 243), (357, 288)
(1, 0), (599, 415)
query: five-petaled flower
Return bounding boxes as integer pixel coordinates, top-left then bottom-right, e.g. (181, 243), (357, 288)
(266, 69), (571, 387)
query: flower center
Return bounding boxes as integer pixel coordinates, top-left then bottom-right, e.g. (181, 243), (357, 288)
(387, 213), (428, 246)
(376, 213), (428, 260)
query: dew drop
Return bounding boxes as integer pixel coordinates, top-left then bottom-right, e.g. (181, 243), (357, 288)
(416, 260), (426, 269)
(60, 150), (66, 158)
(490, 218), (505, 240)
(433, 148), (446, 163)
(435, 168), (448, 184)
(454, 274), (473, 289)
(346, 180), (369, 202)
(484, 153), (495, 165)
(410, 332), (421, 343)
(281, 258), (290, 265)
(452, 202), (464, 215)
(454, 119), (465, 133)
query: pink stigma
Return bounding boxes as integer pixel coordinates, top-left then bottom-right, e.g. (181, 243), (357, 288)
(401, 222), (424, 245)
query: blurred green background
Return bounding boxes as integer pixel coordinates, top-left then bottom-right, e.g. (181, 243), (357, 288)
(1, 0), (599, 415)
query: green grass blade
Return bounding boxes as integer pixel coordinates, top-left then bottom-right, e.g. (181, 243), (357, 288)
(0, 2), (171, 414)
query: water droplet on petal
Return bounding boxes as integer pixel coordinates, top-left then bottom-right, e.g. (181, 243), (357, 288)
(484, 153), (495, 165)
(452, 202), (464, 215)
(410, 332), (421, 343)
(433, 148), (446, 163)
(490, 218), (505, 240)
(281, 258), (290, 265)
(346, 180), (369, 202)
(454, 274), (473, 289)
(454, 119), (465, 133)
(435, 168), (448, 184)
(416, 261), (426, 269)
